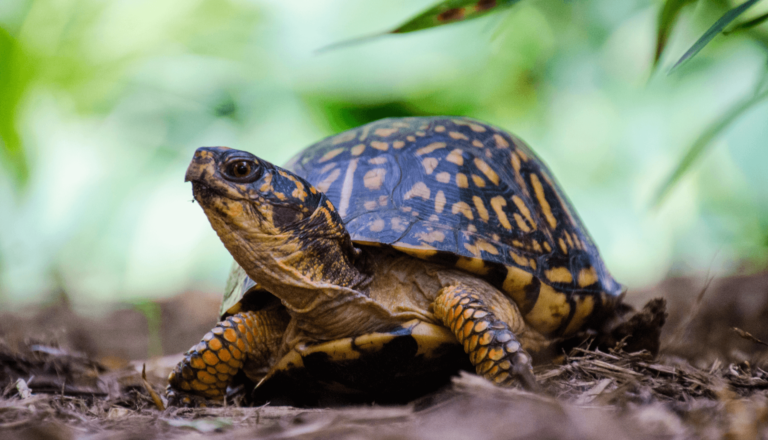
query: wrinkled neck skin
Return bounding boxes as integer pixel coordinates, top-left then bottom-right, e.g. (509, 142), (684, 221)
(200, 196), (393, 341)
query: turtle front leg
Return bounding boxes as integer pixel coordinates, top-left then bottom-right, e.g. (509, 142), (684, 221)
(166, 310), (288, 406)
(432, 284), (538, 390)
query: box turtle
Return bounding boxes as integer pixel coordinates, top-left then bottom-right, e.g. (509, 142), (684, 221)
(168, 116), (630, 406)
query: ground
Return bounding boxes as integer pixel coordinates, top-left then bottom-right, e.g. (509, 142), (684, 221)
(2, 272), (768, 439)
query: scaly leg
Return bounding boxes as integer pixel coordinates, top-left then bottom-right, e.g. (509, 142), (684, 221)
(166, 310), (288, 406)
(432, 284), (538, 389)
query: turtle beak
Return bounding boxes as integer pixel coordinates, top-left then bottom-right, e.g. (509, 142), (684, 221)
(185, 147), (234, 182)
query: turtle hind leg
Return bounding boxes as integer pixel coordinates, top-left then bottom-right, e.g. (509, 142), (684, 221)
(432, 284), (538, 390)
(166, 310), (288, 407)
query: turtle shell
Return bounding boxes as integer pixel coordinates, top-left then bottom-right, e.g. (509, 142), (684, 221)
(225, 117), (622, 337)
(287, 116), (623, 336)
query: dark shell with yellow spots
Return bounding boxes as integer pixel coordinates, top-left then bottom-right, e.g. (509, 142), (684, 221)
(284, 116), (624, 336)
(229, 117), (623, 338)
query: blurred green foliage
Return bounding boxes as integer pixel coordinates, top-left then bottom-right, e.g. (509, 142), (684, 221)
(0, 0), (767, 308)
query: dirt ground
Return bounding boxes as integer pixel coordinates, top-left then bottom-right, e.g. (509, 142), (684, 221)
(2, 272), (768, 440)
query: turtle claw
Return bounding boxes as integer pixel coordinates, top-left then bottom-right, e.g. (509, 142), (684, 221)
(510, 354), (540, 392)
(165, 386), (219, 408)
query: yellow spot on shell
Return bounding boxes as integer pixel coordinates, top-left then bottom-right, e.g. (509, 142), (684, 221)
(436, 172), (451, 183)
(390, 217), (407, 232)
(503, 266), (533, 308)
(393, 141), (405, 149)
(350, 144), (366, 156)
(317, 168), (341, 193)
(563, 295), (595, 336)
(364, 200), (378, 210)
(564, 232), (574, 248)
(511, 196), (535, 229)
(374, 128), (398, 137)
(559, 238), (568, 254)
(435, 190), (446, 214)
(319, 148), (345, 162)
(469, 123), (486, 132)
(368, 156), (387, 165)
(456, 173), (469, 188)
(449, 131), (468, 140)
(370, 218), (385, 232)
(545, 267), (573, 284)
(464, 239), (498, 256)
(422, 157), (439, 174)
(525, 284), (570, 335)
(508, 250), (529, 267)
(578, 267), (599, 287)
(435, 125), (446, 132)
(371, 141), (389, 151)
(455, 257), (489, 275)
(472, 140), (483, 148)
(320, 163), (337, 173)
(338, 158), (358, 217)
(472, 196), (489, 221)
(452, 201), (473, 220)
(494, 134), (509, 148)
(446, 149), (464, 165)
(404, 182), (431, 200)
(363, 168), (387, 190)
(543, 241), (552, 252)
(471, 174), (485, 187)
(416, 142), (446, 156)
(406, 136), (416, 142)
(474, 158), (499, 185)
(417, 230), (446, 243)
(490, 197), (512, 230)
(513, 213), (531, 233)
(395, 243), (438, 259)
(332, 131), (357, 145)
(510, 152), (521, 173)
(530, 174), (557, 229)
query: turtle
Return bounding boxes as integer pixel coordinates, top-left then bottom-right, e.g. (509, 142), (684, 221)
(167, 116), (636, 406)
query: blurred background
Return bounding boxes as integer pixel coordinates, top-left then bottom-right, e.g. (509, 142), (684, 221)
(1, 0), (767, 313)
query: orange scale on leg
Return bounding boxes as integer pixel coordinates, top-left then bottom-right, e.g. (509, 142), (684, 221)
(197, 370), (218, 384)
(208, 338), (223, 351)
(218, 348), (232, 362)
(190, 356), (206, 370)
(191, 381), (209, 391)
(223, 328), (238, 343)
(202, 351), (219, 366)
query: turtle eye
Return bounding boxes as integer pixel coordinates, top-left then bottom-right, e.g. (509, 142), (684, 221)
(224, 160), (259, 181)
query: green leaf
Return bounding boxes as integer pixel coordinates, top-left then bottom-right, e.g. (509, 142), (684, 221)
(652, 89), (768, 208)
(316, 0), (521, 53)
(0, 27), (30, 189)
(724, 10), (768, 34)
(654, 0), (697, 67)
(670, 0), (764, 73)
(392, 0), (522, 34)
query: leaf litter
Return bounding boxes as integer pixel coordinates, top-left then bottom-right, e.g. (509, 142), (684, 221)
(2, 274), (768, 439)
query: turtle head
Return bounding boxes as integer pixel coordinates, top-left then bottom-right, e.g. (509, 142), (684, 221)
(186, 147), (370, 306)
(185, 147), (329, 233)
